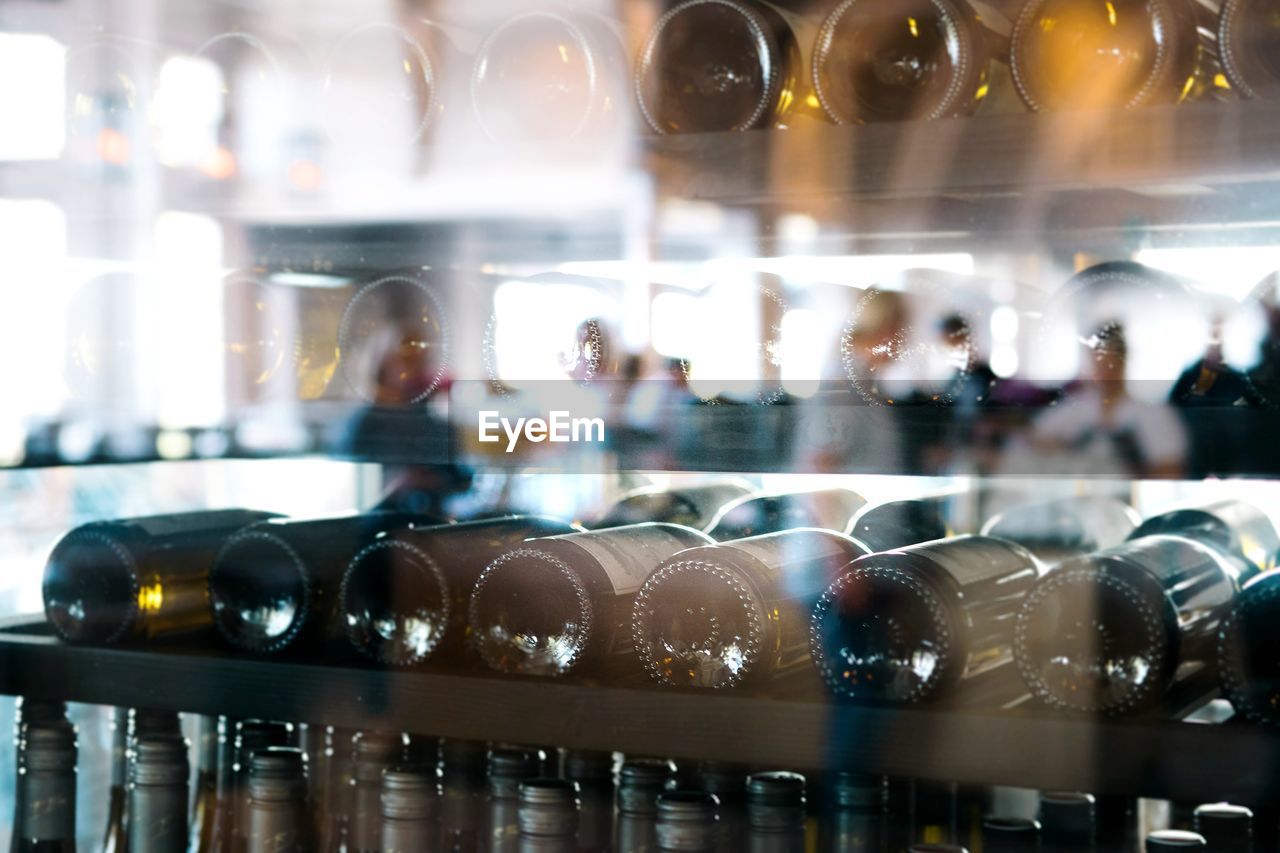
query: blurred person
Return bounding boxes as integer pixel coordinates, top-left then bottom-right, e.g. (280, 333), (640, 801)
(338, 321), (470, 519)
(1015, 321), (1187, 479)
(1170, 316), (1251, 407)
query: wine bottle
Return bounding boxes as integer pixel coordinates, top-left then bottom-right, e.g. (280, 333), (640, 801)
(1040, 791), (1095, 853)
(1219, 0), (1280, 99)
(204, 717), (238, 853)
(1218, 567), (1280, 724)
(300, 725), (335, 852)
(981, 495), (1141, 564)
(9, 697), (71, 853)
(914, 780), (957, 846)
(746, 772), (806, 853)
(982, 815), (1040, 851)
(340, 515), (579, 666)
(489, 748), (542, 853)
(190, 716), (219, 853)
(1129, 500), (1279, 574)
(656, 791), (719, 851)
(618, 759), (676, 853)
(381, 765), (440, 853)
(127, 735), (189, 853)
(348, 732), (402, 853)
(689, 762), (747, 853)
(43, 509), (280, 644)
(826, 772), (887, 852)
(517, 779), (580, 852)
(1010, 0), (1216, 109)
(1147, 830), (1208, 850)
(564, 750), (614, 853)
(593, 483), (756, 532)
(470, 10), (627, 141)
(635, 0), (807, 133)
(634, 529), (870, 689)
(210, 512), (428, 654)
(845, 498), (951, 553)
(103, 708), (129, 853)
(1016, 535), (1243, 715)
(14, 720), (78, 853)
(470, 523), (714, 677)
(232, 721), (293, 852)
(440, 739), (487, 852)
(1193, 803), (1252, 852)
(811, 535), (1041, 703)
(813, 0), (1007, 123)
(244, 748), (308, 853)
(705, 488), (867, 542)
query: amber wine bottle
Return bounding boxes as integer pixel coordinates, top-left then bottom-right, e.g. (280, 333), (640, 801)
(813, 0), (1009, 123)
(43, 509), (279, 644)
(1010, 0), (1216, 109)
(470, 523), (713, 677)
(1219, 0), (1280, 99)
(635, 0), (808, 134)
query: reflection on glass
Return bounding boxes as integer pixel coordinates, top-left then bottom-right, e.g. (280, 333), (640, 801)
(1011, 0), (1206, 109)
(65, 273), (136, 402)
(64, 41), (151, 168)
(471, 11), (624, 141)
(338, 274), (449, 406)
(813, 0), (995, 123)
(323, 23), (441, 146)
(841, 272), (981, 406)
(635, 0), (801, 133)
(223, 273), (342, 404)
(191, 31), (287, 180)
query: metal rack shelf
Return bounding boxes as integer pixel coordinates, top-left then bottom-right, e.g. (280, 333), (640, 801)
(0, 618), (1276, 807)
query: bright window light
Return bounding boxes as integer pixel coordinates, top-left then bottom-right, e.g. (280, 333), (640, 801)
(491, 279), (617, 385)
(651, 291), (700, 357)
(0, 34), (65, 160)
(152, 55), (224, 167)
(150, 212), (225, 426)
(780, 308), (824, 398)
(1135, 246), (1280, 300)
(0, 200), (67, 417)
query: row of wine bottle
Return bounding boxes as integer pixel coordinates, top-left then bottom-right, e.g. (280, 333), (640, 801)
(6, 699), (1261, 852)
(38, 483), (1280, 720)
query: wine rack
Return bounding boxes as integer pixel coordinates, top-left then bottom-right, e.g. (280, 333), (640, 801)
(1, 615), (1275, 809)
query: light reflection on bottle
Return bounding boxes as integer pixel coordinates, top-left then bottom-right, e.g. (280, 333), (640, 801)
(338, 273), (449, 406)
